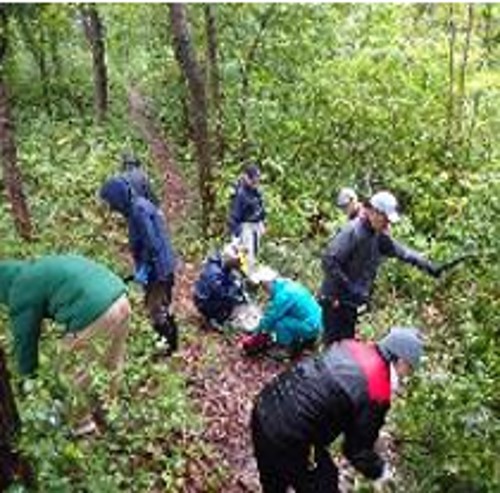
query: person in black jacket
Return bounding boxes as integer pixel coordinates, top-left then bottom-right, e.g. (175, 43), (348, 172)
(251, 327), (423, 493)
(320, 190), (441, 344)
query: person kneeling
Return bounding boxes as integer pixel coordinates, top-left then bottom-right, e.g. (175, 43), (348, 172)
(193, 243), (247, 331)
(242, 268), (322, 359)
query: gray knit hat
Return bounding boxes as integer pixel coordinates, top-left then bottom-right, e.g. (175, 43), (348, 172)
(377, 327), (424, 369)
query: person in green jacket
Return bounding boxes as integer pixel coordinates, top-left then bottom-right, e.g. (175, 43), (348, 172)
(242, 267), (323, 358)
(0, 254), (130, 435)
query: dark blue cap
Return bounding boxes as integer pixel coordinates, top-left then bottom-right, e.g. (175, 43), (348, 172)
(244, 165), (260, 180)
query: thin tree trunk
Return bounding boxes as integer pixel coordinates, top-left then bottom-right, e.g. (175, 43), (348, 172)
(205, 5), (224, 165)
(446, 4), (456, 145)
(0, 11), (33, 241)
(169, 3), (213, 234)
(458, 4), (474, 133)
(237, 6), (276, 161)
(483, 4), (493, 66)
(81, 5), (108, 123)
(0, 347), (35, 491)
(17, 17), (51, 114)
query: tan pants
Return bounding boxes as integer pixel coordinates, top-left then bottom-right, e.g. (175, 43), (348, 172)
(60, 295), (130, 416)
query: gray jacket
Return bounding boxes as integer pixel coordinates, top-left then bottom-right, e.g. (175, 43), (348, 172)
(320, 217), (435, 305)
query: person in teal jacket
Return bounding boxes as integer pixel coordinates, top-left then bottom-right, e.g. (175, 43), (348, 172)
(243, 267), (323, 357)
(0, 254), (130, 435)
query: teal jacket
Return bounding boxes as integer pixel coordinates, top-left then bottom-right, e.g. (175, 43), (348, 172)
(0, 254), (127, 376)
(257, 278), (322, 338)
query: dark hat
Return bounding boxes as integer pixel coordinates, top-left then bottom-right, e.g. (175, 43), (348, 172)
(121, 152), (142, 170)
(244, 164), (261, 180)
(377, 327), (424, 369)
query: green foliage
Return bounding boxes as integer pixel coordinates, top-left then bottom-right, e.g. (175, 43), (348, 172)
(7, 315), (199, 492)
(1, 3), (499, 491)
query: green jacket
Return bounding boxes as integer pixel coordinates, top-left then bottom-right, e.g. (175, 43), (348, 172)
(0, 254), (127, 376)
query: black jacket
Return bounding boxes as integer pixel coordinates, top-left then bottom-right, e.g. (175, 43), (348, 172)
(320, 216), (436, 304)
(253, 340), (391, 479)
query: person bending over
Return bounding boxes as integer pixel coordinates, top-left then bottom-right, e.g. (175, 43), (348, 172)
(251, 327), (423, 493)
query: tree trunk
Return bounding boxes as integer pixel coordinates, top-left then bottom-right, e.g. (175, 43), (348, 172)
(205, 5), (224, 165)
(81, 5), (108, 123)
(446, 4), (457, 146)
(0, 348), (34, 491)
(17, 16), (52, 114)
(483, 4), (493, 66)
(458, 4), (474, 133)
(0, 11), (33, 241)
(237, 6), (275, 162)
(169, 3), (213, 234)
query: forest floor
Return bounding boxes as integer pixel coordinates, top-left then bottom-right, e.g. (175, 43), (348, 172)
(173, 271), (284, 492)
(129, 89), (285, 492)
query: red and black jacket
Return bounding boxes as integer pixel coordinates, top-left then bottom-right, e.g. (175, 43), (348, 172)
(253, 340), (391, 479)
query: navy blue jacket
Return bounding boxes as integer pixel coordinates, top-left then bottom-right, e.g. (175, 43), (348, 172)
(228, 180), (266, 237)
(320, 216), (436, 305)
(100, 177), (176, 282)
(193, 253), (244, 322)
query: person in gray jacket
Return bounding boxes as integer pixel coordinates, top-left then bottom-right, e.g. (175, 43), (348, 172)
(320, 191), (441, 344)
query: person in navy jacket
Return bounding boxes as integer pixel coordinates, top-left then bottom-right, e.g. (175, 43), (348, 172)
(100, 176), (178, 354)
(193, 243), (246, 329)
(228, 165), (266, 273)
(120, 152), (159, 206)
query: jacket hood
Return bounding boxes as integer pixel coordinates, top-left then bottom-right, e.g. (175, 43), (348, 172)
(0, 260), (27, 304)
(99, 177), (132, 216)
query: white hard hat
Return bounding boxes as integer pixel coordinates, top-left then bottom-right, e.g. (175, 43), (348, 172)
(337, 187), (357, 208)
(249, 266), (278, 284)
(369, 191), (400, 223)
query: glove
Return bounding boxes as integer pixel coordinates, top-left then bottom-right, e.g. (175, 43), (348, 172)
(373, 463), (394, 492)
(426, 262), (443, 279)
(134, 264), (150, 285)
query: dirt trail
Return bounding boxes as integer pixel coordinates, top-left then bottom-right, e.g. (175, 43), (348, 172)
(170, 255), (284, 492)
(128, 86), (190, 223)
(128, 92), (283, 491)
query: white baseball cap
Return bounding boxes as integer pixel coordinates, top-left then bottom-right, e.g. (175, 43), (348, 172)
(369, 191), (400, 223)
(249, 266), (278, 284)
(337, 187), (358, 208)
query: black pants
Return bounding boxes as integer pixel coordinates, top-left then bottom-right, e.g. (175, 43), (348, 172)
(251, 410), (338, 493)
(145, 275), (178, 353)
(320, 297), (358, 345)
(193, 297), (235, 325)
